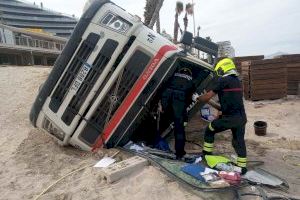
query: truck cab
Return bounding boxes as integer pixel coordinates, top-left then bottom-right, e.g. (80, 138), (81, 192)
(30, 0), (215, 151)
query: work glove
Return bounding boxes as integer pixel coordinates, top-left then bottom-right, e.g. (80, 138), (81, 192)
(157, 101), (163, 113)
(192, 93), (200, 102)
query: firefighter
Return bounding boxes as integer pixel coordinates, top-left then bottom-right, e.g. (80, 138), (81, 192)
(159, 67), (195, 159)
(195, 58), (248, 174)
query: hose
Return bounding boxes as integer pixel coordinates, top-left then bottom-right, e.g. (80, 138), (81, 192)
(33, 163), (94, 200)
(268, 196), (300, 200)
(247, 160), (265, 167)
(267, 197), (292, 200)
(282, 154), (300, 167)
(239, 193), (299, 200)
(33, 151), (119, 200)
(263, 186), (300, 200)
(238, 185), (300, 200)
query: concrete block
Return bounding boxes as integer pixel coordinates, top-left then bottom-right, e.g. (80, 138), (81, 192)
(102, 156), (148, 183)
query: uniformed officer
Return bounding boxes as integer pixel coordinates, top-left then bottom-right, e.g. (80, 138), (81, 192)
(196, 58), (248, 174)
(159, 67), (195, 159)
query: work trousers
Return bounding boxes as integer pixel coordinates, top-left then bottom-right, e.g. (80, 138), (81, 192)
(161, 88), (187, 158)
(204, 114), (247, 158)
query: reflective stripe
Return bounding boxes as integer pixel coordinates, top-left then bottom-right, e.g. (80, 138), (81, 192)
(203, 146), (213, 152)
(237, 162), (247, 167)
(92, 45), (177, 151)
(208, 123), (215, 131)
(237, 157), (247, 167)
(204, 142), (213, 148)
(237, 157), (247, 162)
(174, 73), (193, 81)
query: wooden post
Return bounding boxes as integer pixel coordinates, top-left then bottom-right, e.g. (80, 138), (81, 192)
(30, 51), (34, 65)
(297, 82), (300, 96)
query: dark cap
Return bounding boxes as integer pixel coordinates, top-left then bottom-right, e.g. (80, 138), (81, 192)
(179, 67), (192, 76)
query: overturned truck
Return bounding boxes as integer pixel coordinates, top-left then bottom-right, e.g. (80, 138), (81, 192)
(29, 0), (217, 151)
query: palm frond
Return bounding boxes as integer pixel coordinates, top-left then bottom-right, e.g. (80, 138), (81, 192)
(185, 3), (194, 15)
(175, 1), (184, 14)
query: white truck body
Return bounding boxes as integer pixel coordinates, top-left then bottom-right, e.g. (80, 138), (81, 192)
(30, 0), (214, 151)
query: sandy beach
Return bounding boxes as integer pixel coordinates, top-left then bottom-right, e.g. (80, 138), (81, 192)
(0, 66), (299, 200)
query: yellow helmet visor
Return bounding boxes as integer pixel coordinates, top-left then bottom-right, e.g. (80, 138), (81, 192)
(215, 58), (236, 76)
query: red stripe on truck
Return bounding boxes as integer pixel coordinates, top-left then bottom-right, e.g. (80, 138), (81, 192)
(92, 45), (177, 151)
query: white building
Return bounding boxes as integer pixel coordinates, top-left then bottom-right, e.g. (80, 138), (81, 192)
(0, 0), (78, 38)
(0, 23), (66, 65)
(217, 41), (235, 58)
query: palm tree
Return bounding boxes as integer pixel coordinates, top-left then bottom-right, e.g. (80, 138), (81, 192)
(173, 1), (183, 43)
(183, 3), (194, 32)
(144, 0), (164, 33)
(148, 0), (164, 30)
(144, 0), (156, 27)
(156, 13), (161, 33)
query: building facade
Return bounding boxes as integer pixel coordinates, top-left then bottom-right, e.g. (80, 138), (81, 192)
(0, 0), (78, 38)
(217, 41), (235, 58)
(0, 23), (67, 65)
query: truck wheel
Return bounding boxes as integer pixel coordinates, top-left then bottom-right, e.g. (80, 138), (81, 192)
(38, 83), (44, 92)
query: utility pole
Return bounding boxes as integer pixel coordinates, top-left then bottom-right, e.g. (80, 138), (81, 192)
(0, 11), (5, 24)
(197, 26), (200, 58)
(192, 0), (196, 36)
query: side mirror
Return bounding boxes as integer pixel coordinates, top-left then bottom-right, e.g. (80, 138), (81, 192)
(179, 31), (193, 46)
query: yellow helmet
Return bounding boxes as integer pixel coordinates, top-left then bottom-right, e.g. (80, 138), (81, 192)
(214, 58), (236, 76)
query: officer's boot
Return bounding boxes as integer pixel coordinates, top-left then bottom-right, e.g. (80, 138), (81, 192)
(202, 142), (213, 157)
(236, 157), (247, 175)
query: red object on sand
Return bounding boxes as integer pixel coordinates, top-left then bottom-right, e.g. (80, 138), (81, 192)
(218, 171), (241, 185)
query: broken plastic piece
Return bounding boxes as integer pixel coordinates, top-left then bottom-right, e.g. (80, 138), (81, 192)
(243, 168), (284, 187)
(94, 157), (116, 168)
(202, 173), (220, 182)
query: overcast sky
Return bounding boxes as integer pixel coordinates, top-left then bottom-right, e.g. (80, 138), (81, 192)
(26, 0), (300, 56)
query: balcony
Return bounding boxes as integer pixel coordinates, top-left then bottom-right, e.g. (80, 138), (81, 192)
(1, 13), (77, 23)
(6, 21), (76, 29)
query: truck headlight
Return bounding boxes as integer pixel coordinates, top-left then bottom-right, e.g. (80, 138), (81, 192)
(42, 117), (65, 141)
(100, 12), (132, 34)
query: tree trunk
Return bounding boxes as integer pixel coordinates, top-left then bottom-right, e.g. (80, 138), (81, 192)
(156, 13), (160, 33)
(148, 0), (164, 29)
(183, 12), (188, 31)
(144, 0), (156, 26)
(173, 13), (179, 43)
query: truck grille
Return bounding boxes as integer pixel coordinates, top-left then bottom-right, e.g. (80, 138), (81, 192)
(61, 39), (119, 125)
(79, 50), (151, 145)
(49, 33), (100, 113)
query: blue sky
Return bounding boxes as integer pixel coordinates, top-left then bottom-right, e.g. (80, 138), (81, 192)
(26, 0), (300, 56)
